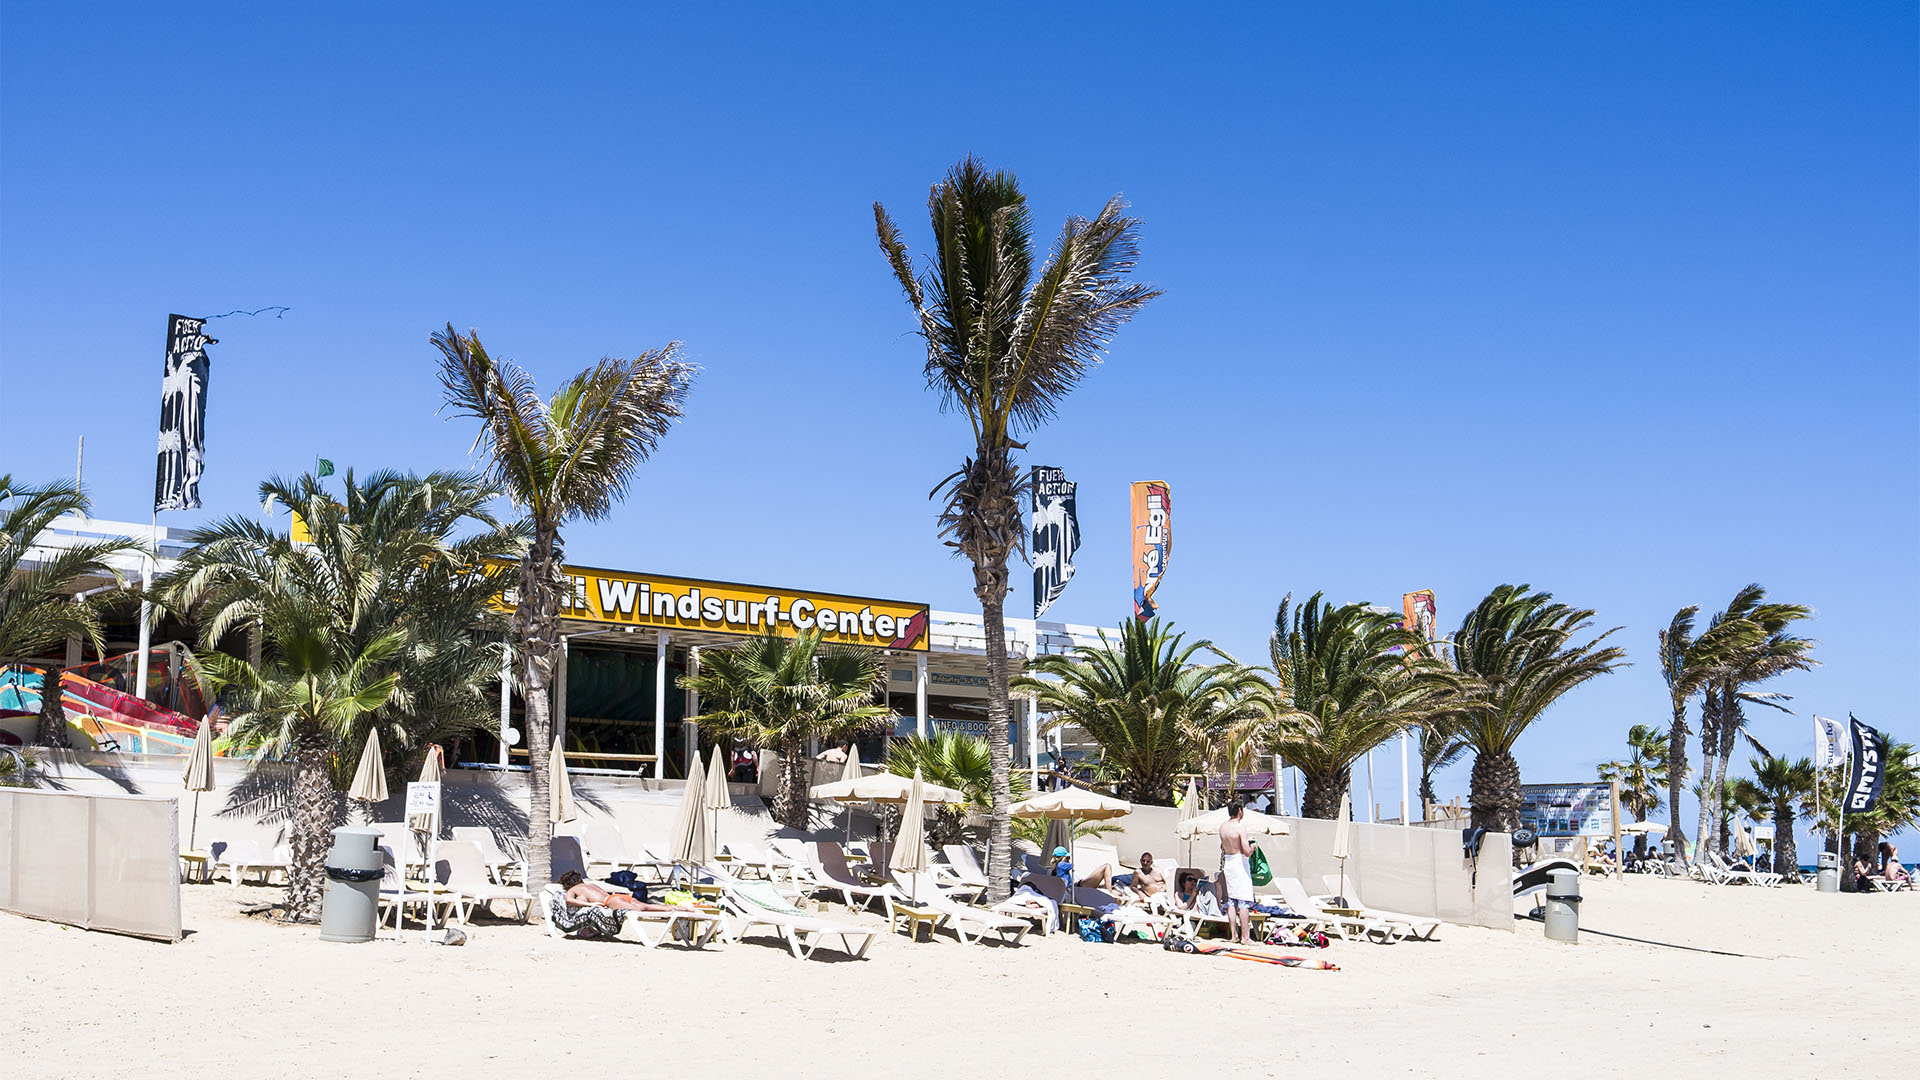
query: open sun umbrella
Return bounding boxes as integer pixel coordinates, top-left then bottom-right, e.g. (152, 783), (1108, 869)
(1010, 787), (1132, 906)
(669, 749), (712, 869)
(548, 736), (576, 826)
(703, 746), (730, 857)
(811, 770), (964, 805)
(889, 769), (932, 898)
(1331, 791), (1353, 907)
(1174, 805), (1292, 839)
(181, 718), (216, 851)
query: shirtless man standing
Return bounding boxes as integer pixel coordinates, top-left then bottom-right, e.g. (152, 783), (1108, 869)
(1217, 798), (1255, 944)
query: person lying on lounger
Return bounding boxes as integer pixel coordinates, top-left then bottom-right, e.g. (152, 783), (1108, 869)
(559, 870), (676, 912)
(1051, 847), (1128, 891)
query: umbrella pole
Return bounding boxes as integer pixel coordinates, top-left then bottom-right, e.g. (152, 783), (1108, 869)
(188, 789), (199, 852)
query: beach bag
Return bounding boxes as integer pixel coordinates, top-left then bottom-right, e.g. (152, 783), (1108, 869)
(1077, 917), (1115, 943)
(606, 871), (649, 901)
(1249, 844), (1272, 887)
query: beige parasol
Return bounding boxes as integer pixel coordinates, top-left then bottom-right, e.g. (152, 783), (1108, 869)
(548, 737), (576, 825)
(181, 718), (217, 850)
(1174, 805), (1292, 839)
(347, 730), (388, 807)
(1175, 778), (1201, 871)
(888, 769), (932, 895)
(1331, 791), (1354, 905)
(408, 744), (443, 831)
(811, 770), (964, 805)
(703, 746), (730, 855)
(669, 749), (712, 867)
(1010, 787), (1132, 905)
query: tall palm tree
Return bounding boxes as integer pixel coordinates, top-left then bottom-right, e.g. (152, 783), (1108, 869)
(1742, 755), (1813, 879)
(434, 325), (694, 890)
(680, 631), (892, 829)
(885, 731), (1031, 847)
(0, 476), (142, 746)
(1013, 619), (1254, 806)
(1598, 723), (1668, 855)
(1694, 586), (1815, 856)
(1654, 606), (1755, 858)
(876, 157), (1161, 898)
(1259, 594), (1442, 818)
(1446, 585), (1626, 832)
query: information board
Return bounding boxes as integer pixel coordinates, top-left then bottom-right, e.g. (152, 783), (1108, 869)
(1517, 782), (1617, 837)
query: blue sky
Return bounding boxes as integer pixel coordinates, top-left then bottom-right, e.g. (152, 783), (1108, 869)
(3, 5), (1914, 842)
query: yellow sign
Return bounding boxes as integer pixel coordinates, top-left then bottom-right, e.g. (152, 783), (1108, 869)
(489, 560), (930, 652)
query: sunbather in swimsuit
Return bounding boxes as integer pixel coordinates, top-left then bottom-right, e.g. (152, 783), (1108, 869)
(560, 870), (676, 911)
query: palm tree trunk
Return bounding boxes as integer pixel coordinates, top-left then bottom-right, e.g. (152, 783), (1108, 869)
(1772, 795), (1797, 880)
(1695, 686), (1721, 859)
(1300, 767), (1350, 819)
(980, 588), (1013, 903)
(1709, 692), (1743, 858)
(772, 740), (810, 830)
(285, 718), (334, 922)
(1469, 749), (1522, 832)
(516, 523), (563, 902)
(1665, 699), (1690, 859)
(35, 663), (68, 748)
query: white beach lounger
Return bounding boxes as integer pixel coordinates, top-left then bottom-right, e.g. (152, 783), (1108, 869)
(434, 840), (532, 922)
(1273, 875), (1404, 944)
(213, 838), (290, 889)
(810, 841), (904, 919)
(710, 873), (877, 960)
(894, 872), (1030, 945)
(449, 826), (525, 884)
(1312, 877), (1442, 940)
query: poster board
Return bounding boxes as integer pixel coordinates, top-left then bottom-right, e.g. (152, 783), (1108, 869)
(1517, 782), (1619, 838)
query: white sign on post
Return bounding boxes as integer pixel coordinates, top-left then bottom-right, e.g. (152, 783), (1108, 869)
(405, 782), (441, 818)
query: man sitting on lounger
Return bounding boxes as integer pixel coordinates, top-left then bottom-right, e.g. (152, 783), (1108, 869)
(1115, 852), (1167, 902)
(559, 870), (676, 912)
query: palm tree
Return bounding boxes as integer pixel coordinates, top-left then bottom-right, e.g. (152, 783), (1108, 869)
(1260, 594), (1443, 818)
(194, 619), (400, 919)
(1446, 585), (1626, 832)
(1416, 717), (1468, 814)
(1742, 755), (1813, 879)
(885, 731), (1031, 847)
(1694, 586), (1816, 857)
(876, 157), (1161, 898)
(1012, 619), (1254, 806)
(680, 631), (893, 829)
(155, 471), (519, 920)
(159, 471), (521, 786)
(1655, 605), (1758, 859)
(1597, 723), (1668, 855)
(433, 325), (695, 889)
(0, 476), (142, 746)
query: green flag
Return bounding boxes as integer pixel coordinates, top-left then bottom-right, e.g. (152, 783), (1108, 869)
(316, 458), (335, 477)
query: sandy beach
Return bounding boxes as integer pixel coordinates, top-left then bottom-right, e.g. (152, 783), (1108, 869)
(4, 875), (1913, 1080)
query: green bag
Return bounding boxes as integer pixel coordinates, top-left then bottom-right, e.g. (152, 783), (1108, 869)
(1249, 843), (1272, 887)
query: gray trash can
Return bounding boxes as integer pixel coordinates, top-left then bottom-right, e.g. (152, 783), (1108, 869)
(1817, 850), (1840, 894)
(1544, 869), (1580, 943)
(319, 826), (383, 942)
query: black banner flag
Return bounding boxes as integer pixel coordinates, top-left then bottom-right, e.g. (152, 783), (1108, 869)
(1031, 466), (1080, 619)
(155, 314), (215, 512)
(1844, 715), (1887, 815)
